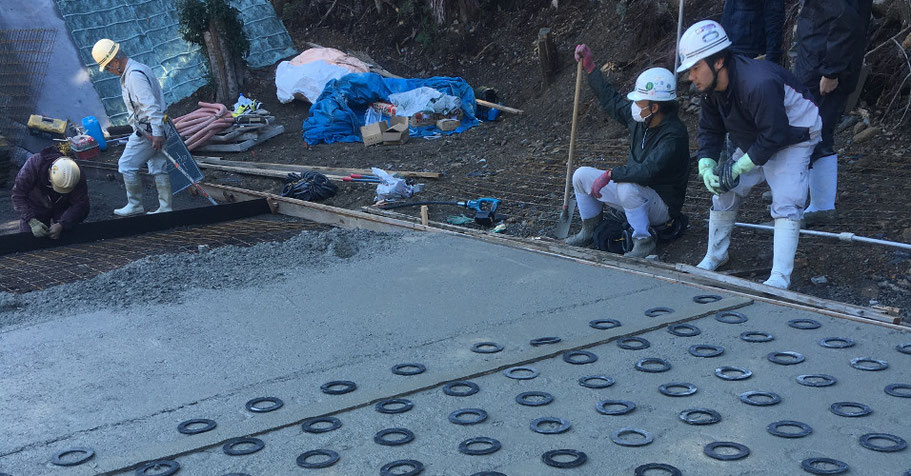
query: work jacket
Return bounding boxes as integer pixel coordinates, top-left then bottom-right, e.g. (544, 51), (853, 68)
(794, 0), (873, 93)
(721, 0), (785, 64)
(121, 59), (166, 137)
(12, 147), (89, 230)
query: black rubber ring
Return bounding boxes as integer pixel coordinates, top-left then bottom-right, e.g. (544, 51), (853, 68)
(321, 380), (357, 394)
(801, 457), (849, 475)
(897, 343), (911, 355)
(850, 357), (888, 371)
(380, 459), (424, 476)
(679, 408), (721, 425)
(177, 418), (216, 435)
(530, 416), (571, 434)
(767, 351), (805, 365)
(689, 344), (725, 358)
(704, 441), (750, 461)
(375, 398), (414, 414)
(448, 408), (488, 425)
(296, 449), (340, 469)
(693, 294), (723, 304)
(51, 447), (95, 467)
(374, 428), (415, 446)
(135, 460), (180, 476)
(245, 396), (283, 413)
(667, 323), (701, 337)
(830, 401), (873, 417)
(715, 311), (748, 324)
(563, 350), (598, 365)
(222, 437), (264, 456)
(589, 319), (622, 330)
(635, 463), (682, 476)
(767, 420), (813, 438)
(516, 391), (554, 406)
(542, 449), (587, 468)
(739, 391), (781, 406)
(471, 342), (503, 354)
(740, 331), (774, 343)
(788, 318), (821, 329)
(391, 363), (426, 375)
(859, 433), (907, 452)
(635, 358), (671, 373)
(596, 399), (636, 415)
(530, 336), (561, 346)
(610, 427), (653, 447)
(579, 375), (615, 388)
(659, 382), (697, 397)
(458, 437), (501, 455)
(443, 381), (480, 396)
(818, 337), (855, 349)
(302, 416), (342, 433)
(617, 337), (651, 350)
(885, 383), (911, 398)
(645, 306), (675, 317)
(714, 366), (752, 381)
(503, 366), (539, 380)
(796, 374), (837, 387)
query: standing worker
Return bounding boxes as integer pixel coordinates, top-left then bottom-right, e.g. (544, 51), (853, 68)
(795, 0), (873, 225)
(678, 20), (822, 289)
(11, 147), (89, 239)
(92, 38), (172, 216)
(720, 0), (785, 64)
(565, 45), (690, 258)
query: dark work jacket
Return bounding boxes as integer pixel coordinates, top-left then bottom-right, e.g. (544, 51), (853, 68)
(697, 55), (820, 166)
(11, 147), (89, 230)
(587, 69), (690, 216)
(721, 0), (785, 64)
(794, 0), (873, 93)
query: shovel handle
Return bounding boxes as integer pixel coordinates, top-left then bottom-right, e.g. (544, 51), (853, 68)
(562, 60), (584, 210)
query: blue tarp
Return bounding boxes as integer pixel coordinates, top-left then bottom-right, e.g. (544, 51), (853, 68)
(302, 73), (479, 145)
(55, 0), (296, 125)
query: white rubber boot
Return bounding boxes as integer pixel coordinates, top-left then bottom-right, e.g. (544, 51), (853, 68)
(623, 202), (655, 258)
(763, 218), (800, 289)
(565, 213), (601, 247)
(114, 178), (145, 216)
(697, 209), (736, 270)
(147, 174), (173, 214)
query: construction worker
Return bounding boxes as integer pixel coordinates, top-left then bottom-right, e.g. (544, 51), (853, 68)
(678, 20), (822, 289)
(566, 45), (690, 258)
(11, 147), (88, 239)
(795, 0), (873, 226)
(92, 38), (172, 216)
(721, 0), (785, 64)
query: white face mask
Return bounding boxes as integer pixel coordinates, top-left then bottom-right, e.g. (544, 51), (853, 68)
(631, 102), (652, 123)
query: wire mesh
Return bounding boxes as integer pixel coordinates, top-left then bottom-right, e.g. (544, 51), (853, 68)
(0, 28), (57, 149)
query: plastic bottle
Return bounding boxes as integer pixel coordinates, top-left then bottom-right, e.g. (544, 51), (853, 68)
(81, 116), (107, 151)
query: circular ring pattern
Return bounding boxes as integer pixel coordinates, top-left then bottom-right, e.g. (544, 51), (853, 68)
(391, 363), (426, 375)
(850, 357), (888, 371)
(589, 319), (621, 330)
(740, 391), (781, 406)
(679, 408), (721, 425)
(177, 418), (216, 435)
(704, 441), (750, 461)
(740, 331), (774, 343)
(579, 375), (615, 389)
(542, 449), (587, 468)
(767, 420), (813, 438)
(830, 402), (872, 417)
(819, 337), (855, 349)
(530, 336), (561, 346)
(610, 428), (654, 447)
(245, 396), (283, 413)
(503, 366), (539, 380)
(689, 344), (725, 358)
(443, 381), (480, 396)
(659, 382), (697, 397)
(471, 342), (503, 354)
(302, 416), (342, 434)
(563, 350), (598, 365)
(667, 323), (701, 337)
(885, 383), (911, 398)
(788, 318), (821, 330)
(644, 307), (674, 317)
(530, 417), (571, 434)
(693, 294), (723, 304)
(458, 437), (501, 455)
(51, 447), (94, 467)
(859, 433), (907, 452)
(296, 449), (340, 469)
(715, 311), (748, 324)
(516, 391), (554, 407)
(714, 366), (752, 381)
(635, 463), (682, 476)
(222, 437), (264, 456)
(617, 337), (651, 350)
(135, 460), (180, 476)
(596, 399), (636, 415)
(380, 459), (424, 476)
(897, 343), (911, 354)
(375, 398), (414, 414)
(796, 374), (837, 387)
(801, 457), (849, 475)
(767, 351), (805, 365)
(635, 358), (671, 373)
(448, 408), (488, 425)
(321, 380), (357, 395)
(374, 428), (415, 446)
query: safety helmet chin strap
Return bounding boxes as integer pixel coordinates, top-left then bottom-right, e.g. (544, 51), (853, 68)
(705, 57), (723, 94)
(643, 101), (657, 128)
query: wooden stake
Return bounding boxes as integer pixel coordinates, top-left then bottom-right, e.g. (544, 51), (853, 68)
(536, 28), (558, 86)
(475, 99), (523, 115)
(420, 205), (429, 226)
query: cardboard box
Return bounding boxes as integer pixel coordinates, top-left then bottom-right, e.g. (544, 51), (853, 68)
(360, 121), (388, 147)
(382, 116), (410, 145)
(437, 119), (459, 131)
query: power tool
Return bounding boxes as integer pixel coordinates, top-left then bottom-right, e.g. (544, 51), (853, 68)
(378, 198), (501, 226)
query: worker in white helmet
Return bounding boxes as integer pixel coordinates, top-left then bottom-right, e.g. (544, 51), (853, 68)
(566, 45), (690, 258)
(677, 20), (822, 289)
(11, 148), (89, 239)
(92, 38), (172, 216)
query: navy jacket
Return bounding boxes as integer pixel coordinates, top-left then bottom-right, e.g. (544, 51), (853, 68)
(721, 0), (785, 64)
(698, 55), (820, 166)
(794, 0), (872, 93)
(11, 147), (89, 230)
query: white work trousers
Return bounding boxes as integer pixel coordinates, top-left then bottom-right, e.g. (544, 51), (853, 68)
(572, 166), (670, 237)
(118, 132), (167, 182)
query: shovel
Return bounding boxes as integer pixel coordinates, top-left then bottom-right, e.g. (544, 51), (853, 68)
(554, 60), (585, 239)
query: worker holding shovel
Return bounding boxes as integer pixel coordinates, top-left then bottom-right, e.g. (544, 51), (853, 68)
(564, 45), (690, 258)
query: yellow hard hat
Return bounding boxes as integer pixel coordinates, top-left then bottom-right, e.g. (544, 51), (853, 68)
(50, 157), (81, 194)
(92, 38), (120, 71)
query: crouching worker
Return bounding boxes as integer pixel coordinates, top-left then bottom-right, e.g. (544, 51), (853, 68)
(566, 44), (690, 258)
(12, 147), (89, 239)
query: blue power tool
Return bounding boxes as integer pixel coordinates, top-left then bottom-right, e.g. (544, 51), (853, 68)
(378, 197), (501, 226)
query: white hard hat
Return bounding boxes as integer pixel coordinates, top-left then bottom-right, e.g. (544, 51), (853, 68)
(627, 67), (677, 102)
(676, 20), (732, 73)
(50, 157), (80, 194)
(92, 38), (120, 72)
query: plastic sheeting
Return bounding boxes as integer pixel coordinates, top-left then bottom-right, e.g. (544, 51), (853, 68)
(302, 73), (478, 145)
(55, 0), (296, 125)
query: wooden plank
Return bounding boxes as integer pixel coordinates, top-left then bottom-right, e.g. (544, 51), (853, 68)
(196, 163), (368, 183)
(192, 156), (442, 179)
(475, 98), (523, 115)
(196, 125), (284, 153)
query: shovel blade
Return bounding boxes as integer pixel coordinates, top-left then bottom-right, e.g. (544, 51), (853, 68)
(553, 198), (576, 239)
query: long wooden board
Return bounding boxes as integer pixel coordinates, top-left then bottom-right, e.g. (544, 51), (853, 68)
(193, 156), (442, 179)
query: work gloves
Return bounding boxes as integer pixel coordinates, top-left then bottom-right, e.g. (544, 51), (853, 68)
(698, 158), (721, 195)
(574, 44), (595, 74)
(729, 154), (756, 181)
(28, 218), (49, 238)
(590, 169), (612, 199)
(48, 223), (63, 240)
(700, 155), (756, 195)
